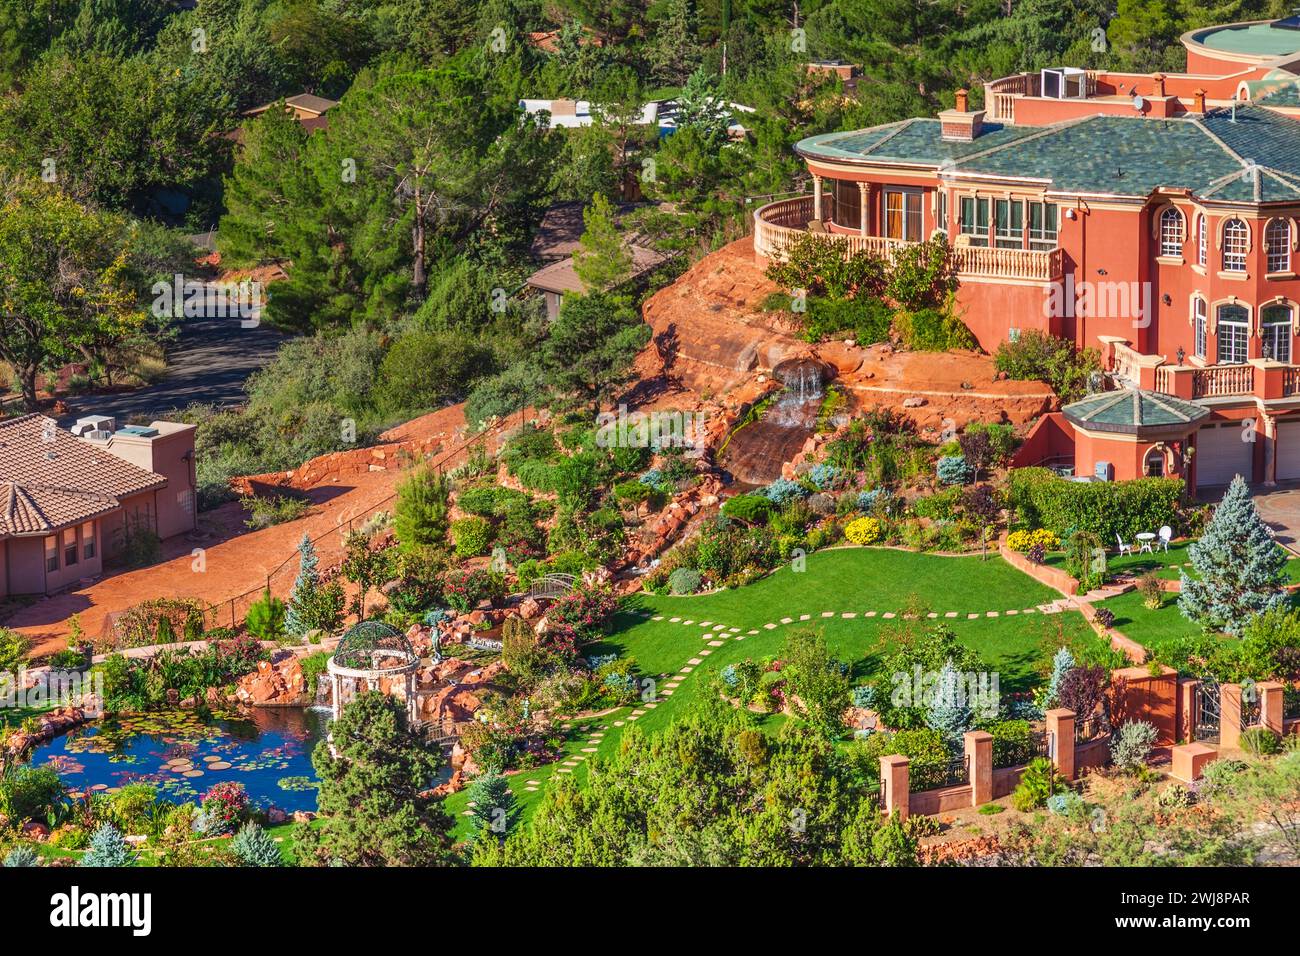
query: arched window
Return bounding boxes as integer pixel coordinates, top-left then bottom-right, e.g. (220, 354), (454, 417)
(1223, 219), (1248, 272)
(1216, 303), (1249, 364)
(1197, 214), (1207, 267)
(1266, 219), (1291, 274)
(1159, 207), (1184, 257)
(1262, 303), (1293, 364)
(1193, 297), (1207, 358)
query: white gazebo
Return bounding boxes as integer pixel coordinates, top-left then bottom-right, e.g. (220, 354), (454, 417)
(326, 621), (421, 724)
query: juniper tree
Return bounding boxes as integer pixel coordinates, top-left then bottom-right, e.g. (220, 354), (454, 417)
(1179, 475), (1287, 635)
(230, 822), (284, 867)
(1046, 646), (1075, 708)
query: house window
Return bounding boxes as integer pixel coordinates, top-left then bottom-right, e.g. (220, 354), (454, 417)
(994, 199), (1024, 249)
(82, 522), (95, 560)
(884, 189), (922, 241)
(959, 196), (989, 247)
(1194, 297), (1207, 358)
(1027, 201), (1058, 250)
(62, 528), (78, 567)
(1197, 214), (1207, 267)
(1145, 449), (1164, 477)
(1223, 219), (1248, 272)
(1159, 207), (1184, 257)
(1263, 304), (1293, 364)
(832, 179), (860, 228)
(1216, 304), (1249, 364)
(44, 536), (58, 574)
(1266, 219), (1291, 273)
(937, 191), (948, 231)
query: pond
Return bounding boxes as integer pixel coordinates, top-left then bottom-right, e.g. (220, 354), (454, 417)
(28, 707), (331, 813)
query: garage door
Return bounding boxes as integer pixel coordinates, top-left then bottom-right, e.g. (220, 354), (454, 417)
(1196, 422), (1253, 488)
(1277, 420), (1300, 481)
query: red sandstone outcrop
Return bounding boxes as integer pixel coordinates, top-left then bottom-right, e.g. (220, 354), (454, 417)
(235, 655), (308, 706)
(3, 706), (87, 755)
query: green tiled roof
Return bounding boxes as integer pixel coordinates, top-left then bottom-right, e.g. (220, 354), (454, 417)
(1062, 389), (1209, 433)
(796, 104), (1300, 202)
(1193, 22), (1300, 57)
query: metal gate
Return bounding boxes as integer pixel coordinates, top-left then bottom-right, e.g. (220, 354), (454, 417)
(1195, 678), (1221, 743)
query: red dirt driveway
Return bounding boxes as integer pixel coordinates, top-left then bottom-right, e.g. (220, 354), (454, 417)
(9, 404), (521, 659)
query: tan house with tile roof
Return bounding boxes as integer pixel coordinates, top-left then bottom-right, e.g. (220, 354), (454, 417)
(0, 415), (197, 597)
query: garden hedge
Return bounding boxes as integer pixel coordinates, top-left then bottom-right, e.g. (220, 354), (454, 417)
(1008, 468), (1183, 541)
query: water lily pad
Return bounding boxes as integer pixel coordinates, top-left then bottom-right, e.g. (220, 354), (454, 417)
(208, 761), (232, 770)
(182, 769), (204, 778)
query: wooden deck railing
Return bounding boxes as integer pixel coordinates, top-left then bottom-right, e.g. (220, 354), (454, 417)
(753, 197), (1063, 282)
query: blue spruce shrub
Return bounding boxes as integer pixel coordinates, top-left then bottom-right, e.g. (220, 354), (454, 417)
(936, 456), (974, 486)
(230, 822), (284, 867)
(80, 823), (134, 868)
(808, 463), (838, 490)
(761, 478), (810, 505)
(1179, 475), (1289, 635)
(1046, 791), (1084, 816)
(2, 845), (39, 867)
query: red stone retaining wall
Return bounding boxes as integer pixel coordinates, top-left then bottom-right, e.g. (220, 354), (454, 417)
(998, 542), (1078, 595)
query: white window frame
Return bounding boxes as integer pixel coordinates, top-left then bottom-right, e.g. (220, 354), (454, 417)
(1223, 219), (1248, 272)
(1216, 304), (1249, 364)
(1159, 207), (1184, 258)
(1194, 297), (1207, 358)
(1197, 213), (1207, 267)
(994, 198), (1025, 249)
(1027, 201), (1058, 251)
(1266, 219), (1291, 274)
(959, 196), (989, 248)
(1262, 303), (1293, 364)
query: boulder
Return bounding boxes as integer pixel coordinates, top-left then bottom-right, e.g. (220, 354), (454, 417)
(518, 597), (543, 620)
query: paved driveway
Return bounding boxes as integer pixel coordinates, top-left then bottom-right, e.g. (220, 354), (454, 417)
(55, 312), (287, 425)
(1247, 484), (1300, 554)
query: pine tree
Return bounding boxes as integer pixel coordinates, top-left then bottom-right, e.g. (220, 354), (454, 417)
(393, 466), (451, 555)
(466, 771), (516, 843)
(286, 534), (320, 637)
(296, 691), (456, 867)
(1179, 475), (1288, 635)
(80, 823), (134, 867)
(925, 659), (974, 751)
(572, 193), (632, 293)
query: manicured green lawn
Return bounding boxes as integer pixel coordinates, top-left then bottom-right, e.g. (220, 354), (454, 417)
(444, 545), (1091, 842)
(1096, 586), (1300, 657)
(1046, 542), (1300, 583)
(642, 545), (1063, 621)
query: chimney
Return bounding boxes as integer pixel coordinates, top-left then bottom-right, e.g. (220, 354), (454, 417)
(1152, 73), (1166, 97)
(955, 88), (969, 113)
(1193, 88), (1206, 113)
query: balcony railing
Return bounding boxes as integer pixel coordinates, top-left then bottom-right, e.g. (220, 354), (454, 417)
(1151, 359), (1300, 400)
(753, 196), (1064, 283)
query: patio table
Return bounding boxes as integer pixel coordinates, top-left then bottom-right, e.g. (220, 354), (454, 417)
(1135, 532), (1156, 554)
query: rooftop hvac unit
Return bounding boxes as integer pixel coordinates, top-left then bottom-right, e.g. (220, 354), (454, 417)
(71, 415), (115, 436)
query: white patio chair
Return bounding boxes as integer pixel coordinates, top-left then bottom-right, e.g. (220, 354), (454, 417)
(1158, 525), (1173, 552)
(1115, 533), (1133, 557)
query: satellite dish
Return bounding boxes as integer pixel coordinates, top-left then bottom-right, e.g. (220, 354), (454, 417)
(1132, 95), (1146, 111)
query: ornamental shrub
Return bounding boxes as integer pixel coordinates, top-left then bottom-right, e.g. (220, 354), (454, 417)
(1007, 468), (1183, 542)
(761, 478), (809, 505)
(286, 535), (344, 638)
(1179, 475), (1288, 636)
(1006, 528), (1059, 553)
(808, 463), (839, 490)
(230, 822), (284, 866)
(856, 728), (950, 792)
(1045, 790), (1084, 816)
(2, 845), (38, 867)
(987, 719), (1035, 767)
(1011, 757), (1057, 811)
(844, 517), (884, 545)
(80, 823), (134, 867)
(451, 516), (493, 558)
(857, 488), (893, 514)
(1109, 720), (1158, 771)
(199, 782), (251, 836)
(245, 589), (287, 641)
(1239, 726), (1282, 756)
(667, 567), (702, 595)
(721, 493), (775, 524)
(1046, 646), (1075, 707)
(936, 455), (973, 486)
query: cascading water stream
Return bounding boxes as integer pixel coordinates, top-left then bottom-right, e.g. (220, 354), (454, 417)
(719, 359), (835, 487)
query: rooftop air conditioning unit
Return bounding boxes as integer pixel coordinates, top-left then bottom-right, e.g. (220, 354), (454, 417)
(71, 415), (115, 437)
